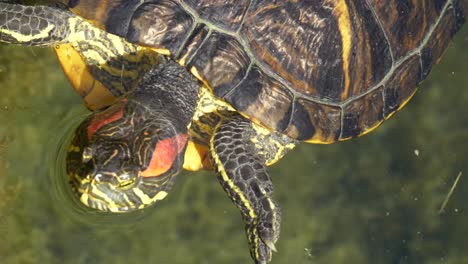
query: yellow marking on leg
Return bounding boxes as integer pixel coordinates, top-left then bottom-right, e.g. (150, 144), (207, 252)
(150, 48), (171, 56)
(63, 16), (165, 99)
(251, 123), (296, 166)
(0, 24), (56, 43)
(210, 124), (257, 219)
(261, 188), (277, 243)
(210, 122), (265, 260)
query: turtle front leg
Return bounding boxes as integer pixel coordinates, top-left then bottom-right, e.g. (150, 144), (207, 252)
(210, 114), (297, 264)
(0, 3), (73, 45)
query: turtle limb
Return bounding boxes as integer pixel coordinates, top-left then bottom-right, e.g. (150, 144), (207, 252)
(0, 3), (73, 45)
(210, 114), (297, 264)
(0, 3), (163, 109)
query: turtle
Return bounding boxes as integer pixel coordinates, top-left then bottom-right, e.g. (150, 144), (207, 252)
(0, 1), (465, 263)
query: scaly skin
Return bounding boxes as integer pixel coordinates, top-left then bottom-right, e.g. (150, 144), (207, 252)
(0, 2), (161, 103)
(0, 3), (72, 45)
(211, 114), (295, 263)
(0, 3), (300, 264)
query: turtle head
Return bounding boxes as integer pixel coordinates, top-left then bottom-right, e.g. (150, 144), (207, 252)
(66, 100), (187, 212)
(66, 99), (188, 212)
(66, 61), (198, 212)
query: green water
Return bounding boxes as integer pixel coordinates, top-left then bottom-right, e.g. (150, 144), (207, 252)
(0, 22), (467, 264)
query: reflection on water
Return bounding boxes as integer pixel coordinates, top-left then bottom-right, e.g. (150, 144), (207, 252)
(0, 25), (467, 264)
(46, 111), (154, 227)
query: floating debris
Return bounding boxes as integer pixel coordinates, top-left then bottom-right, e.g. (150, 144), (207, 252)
(438, 171), (462, 214)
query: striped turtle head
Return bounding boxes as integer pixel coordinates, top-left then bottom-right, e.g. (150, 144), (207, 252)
(66, 99), (188, 212)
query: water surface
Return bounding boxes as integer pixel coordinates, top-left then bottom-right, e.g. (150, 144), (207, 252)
(0, 22), (467, 264)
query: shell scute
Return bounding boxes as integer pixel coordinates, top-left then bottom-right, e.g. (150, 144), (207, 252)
(224, 66), (294, 134)
(188, 32), (251, 97)
(66, 0), (465, 143)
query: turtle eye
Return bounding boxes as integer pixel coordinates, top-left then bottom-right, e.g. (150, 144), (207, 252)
(82, 147), (93, 163)
(118, 173), (136, 189)
(116, 165), (139, 189)
(119, 172), (132, 182)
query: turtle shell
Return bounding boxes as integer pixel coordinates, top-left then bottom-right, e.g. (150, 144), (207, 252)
(63, 0), (465, 143)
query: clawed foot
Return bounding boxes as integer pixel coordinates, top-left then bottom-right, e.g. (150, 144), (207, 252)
(211, 115), (287, 264)
(244, 198), (281, 264)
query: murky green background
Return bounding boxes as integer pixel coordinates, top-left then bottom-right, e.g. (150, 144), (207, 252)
(0, 10), (467, 264)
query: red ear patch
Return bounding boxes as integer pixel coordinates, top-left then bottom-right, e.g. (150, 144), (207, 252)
(141, 133), (188, 177)
(87, 104), (125, 140)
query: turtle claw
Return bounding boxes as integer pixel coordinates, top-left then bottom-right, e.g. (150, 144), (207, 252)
(246, 217), (280, 264)
(263, 238), (277, 252)
(253, 238), (277, 264)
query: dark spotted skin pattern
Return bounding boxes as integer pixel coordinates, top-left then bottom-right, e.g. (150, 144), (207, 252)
(0, 4), (293, 263)
(0, 3), (163, 103)
(0, 4), (72, 45)
(63, 0), (465, 142)
(0, 1), (464, 264)
(211, 115), (281, 264)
